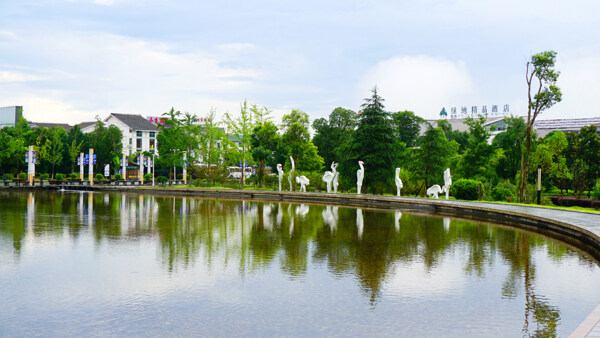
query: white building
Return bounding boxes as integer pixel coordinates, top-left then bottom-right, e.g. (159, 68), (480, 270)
(0, 106), (23, 128)
(79, 113), (159, 156)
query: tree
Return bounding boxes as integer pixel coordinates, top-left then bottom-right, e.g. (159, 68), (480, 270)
(312, 107), (358, 167)
(157, 108), (185, 181)
(414, 127), (458, 192)
(518, 51), (562, 202)
(67, 125), (85, 173)
(573, 125), (600, 197)
(493, 117), (527, 181)
(40, 127), (66, 178)
(543, 131), (571, 193)
(251, 121), (281, 187)
(281, 109), (324, 172)
(459, 115), (495, 180)
(200, 108), (226, 180)
(345, 87), (402, 194)
(391, 111), (427, 148)
(87, 121), (123, 176)
(437, 119), (469, 153)
(223, 101), (260, 184)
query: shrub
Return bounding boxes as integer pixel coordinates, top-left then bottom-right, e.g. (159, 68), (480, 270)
(156, 176), (168, 185)
(70, 173), (78, 179)
(114, 174), (123, 180)
(55, 173), (66, 180)
(95, 173), (104, 180)
(39, 173), (50, 180)
(452, 179), (481, 200)
(592, 179), (600, 200)
(491, 186), (514, 202)
(144, 173), (153, 180)
(2, 173), (13, 180)
(19, 172), (27, 180)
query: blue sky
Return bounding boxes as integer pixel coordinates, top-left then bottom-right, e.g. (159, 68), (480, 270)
(1, 0), (599, 125)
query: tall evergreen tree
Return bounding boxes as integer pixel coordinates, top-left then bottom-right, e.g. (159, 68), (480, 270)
(346, 87), (402, 194)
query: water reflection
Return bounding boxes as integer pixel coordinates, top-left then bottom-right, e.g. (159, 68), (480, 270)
(0, 191), (598, 336)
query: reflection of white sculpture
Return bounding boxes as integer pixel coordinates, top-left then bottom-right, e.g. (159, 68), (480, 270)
(288, 157), (295, 191)
(322, 206), (338, 232)
(277, 164), (283, 191)
(357, 208), (364, 239)
(443, 217), (450, 232)
(395, 211), (402, 232)
(443, 168), (452, 200)
(395, 168), (403, 197)
(322, 162), (338, 193)
(356, 160), (364, 194)
(296, 204), (309, 217)
(296, 175), (309, 192)
(427, 184), (443, 199)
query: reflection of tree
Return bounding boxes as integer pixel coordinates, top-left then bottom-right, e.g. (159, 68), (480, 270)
(0, 191), (594, 330)
(497, 232), (560, 337)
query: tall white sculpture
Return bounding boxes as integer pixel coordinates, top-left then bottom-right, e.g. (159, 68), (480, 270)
(322, 162), (338, 193)
(332, 171), (339, 193)
(277, 163), (283, 191)
(356, 160), (364, 194)
(395, 167), (403, 197)
(288, 156), (295, 191)
(427, 184), (443, 199)
(296, 175), (309, 192)
(443, 168), (452, 200)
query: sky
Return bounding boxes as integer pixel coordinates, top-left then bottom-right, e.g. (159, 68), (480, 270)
(1, 0), (599, 126)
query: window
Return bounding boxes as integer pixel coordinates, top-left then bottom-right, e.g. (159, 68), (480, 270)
(129, 128), (132, 134)
(136, 131), (142, 137)
(149, 139), (155, 149)
(149, 132), (155, 138)
(129, 138), (132, 145)
(136, 138), (142, 149)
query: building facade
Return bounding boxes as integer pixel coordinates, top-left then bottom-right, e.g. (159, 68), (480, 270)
(0, 106), (23, 128)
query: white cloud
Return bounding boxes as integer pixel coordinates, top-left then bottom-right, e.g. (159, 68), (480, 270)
(358, 56), (474, 118)
(552, 52), (600, 118)
(0, 71), (41, 83)
(0, 31), (262, 124)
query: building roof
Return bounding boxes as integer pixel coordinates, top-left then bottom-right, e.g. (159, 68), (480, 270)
(29, 122), (72, 132)
(533, 117), (600, 130)
(107, 113), (158, 131)
(427, 117), (505, 132)
(77, 121), (96, 129)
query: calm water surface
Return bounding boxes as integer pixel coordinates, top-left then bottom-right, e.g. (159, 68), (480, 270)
(1, 190), (600, 337)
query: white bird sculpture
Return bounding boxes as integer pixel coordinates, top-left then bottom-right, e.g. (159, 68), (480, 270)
(395, 167), (403, 197)
(443, 168), (452, 200)
(427, 184), (443, 199)
(332, 171), (339, 193)
(277, 163), (283, 191)
(288, 156), (295, 191)
(356, 160), (364, 194)
(322, 162), (338, 193)
(296, 175), (309, 192)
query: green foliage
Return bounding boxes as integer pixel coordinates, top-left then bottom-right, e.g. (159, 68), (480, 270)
(252, 120), (281, 187)
(491, 186), (514, 202)
(95, 173), (104, 180)
(40, 173), (50, 180)
(18, 172), (27, 180)
(114, 173), (123, 180)
(452, 179), (481, 200)
(312, 107), (357, 168)
(144, 173), (152, 180)
(414, 127), (457, 190)
(592, 180), (600, 200)
(2, 173), (13, 180)
(459, 115), (494, 179)
(69, 173), (78, 179)
(156, 176), (168, 185)
(281, 109), (324, 172)
(344, 87), (402, 194)
(391, 111), (426, 148)
(54, 173), (66, 180)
